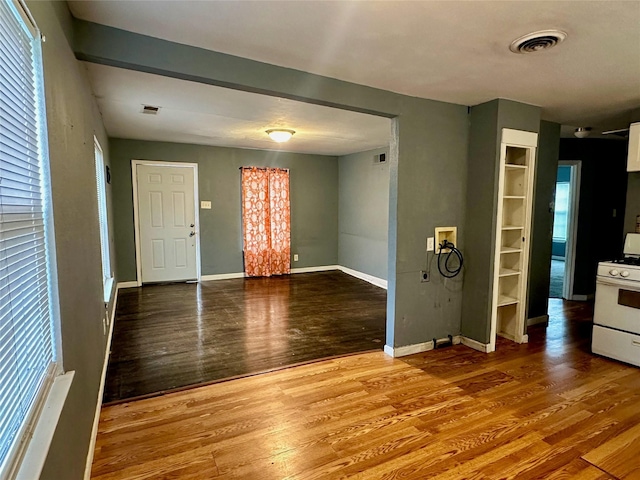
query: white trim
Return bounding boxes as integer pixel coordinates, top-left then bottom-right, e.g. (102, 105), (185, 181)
(200, 272), (246, 281)
(527, 314), (549, 326)
(15, 371), (74, 480)
(339, 266), (387, 289)
(290, 265), (340, 274)
(383, 335), (461, 357)
(559, 160), (581, 301)
(131, 160), (201, 286)
(501, 128), (538, 147)
(83, 285), (119, 480)
(461, 336), (493, 353)
(116, 281), (138, 289)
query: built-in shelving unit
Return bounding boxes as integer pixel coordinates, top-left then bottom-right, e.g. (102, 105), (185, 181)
(490, 129), (538, 349)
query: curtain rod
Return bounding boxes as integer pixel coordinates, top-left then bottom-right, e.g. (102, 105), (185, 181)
(239, 167), (289, 172)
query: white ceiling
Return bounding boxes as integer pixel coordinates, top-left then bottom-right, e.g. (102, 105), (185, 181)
(83, 63), (390, 156)
(69, 0), (640, 148)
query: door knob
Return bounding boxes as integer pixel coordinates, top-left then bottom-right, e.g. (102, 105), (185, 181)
(190, 223), (195, 228)
(189, 231), (196, 237)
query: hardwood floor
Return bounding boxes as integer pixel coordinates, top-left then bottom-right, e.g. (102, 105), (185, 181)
(92, 298), (640, 479)
(104, 271), (387, 403)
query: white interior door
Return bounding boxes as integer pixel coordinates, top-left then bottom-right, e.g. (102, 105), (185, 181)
(136, 163), (198, 283)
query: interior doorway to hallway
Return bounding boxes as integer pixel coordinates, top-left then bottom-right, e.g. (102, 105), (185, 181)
(549, 161), (581, 299)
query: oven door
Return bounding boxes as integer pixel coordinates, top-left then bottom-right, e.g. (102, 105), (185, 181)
(594, 277), (640, 334)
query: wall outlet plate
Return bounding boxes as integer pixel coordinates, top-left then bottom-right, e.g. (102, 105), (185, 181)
(293, 254), (299, 262)
(200, 201), (212, 209)
(420, 270), (429, 282)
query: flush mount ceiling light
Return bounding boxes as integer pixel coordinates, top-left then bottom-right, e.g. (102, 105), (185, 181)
(266, 129), (295, 143)
(574, 127), (592, 138)
(509, 29), (567, 54)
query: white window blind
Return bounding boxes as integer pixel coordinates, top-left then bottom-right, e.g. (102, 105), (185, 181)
(94, 138), (112, 301)
(0, 0), (58, 474)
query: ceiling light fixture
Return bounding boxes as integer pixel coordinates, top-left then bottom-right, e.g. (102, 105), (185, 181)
(509, 30), (567, 54)
(266, 129), (295, 143)
(574, 127), (592, 138)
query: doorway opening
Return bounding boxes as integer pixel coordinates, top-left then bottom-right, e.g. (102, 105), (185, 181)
(550, 161), (581, 299)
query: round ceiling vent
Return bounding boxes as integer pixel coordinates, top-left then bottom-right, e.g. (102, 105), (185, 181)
(509, 30), (567, 54)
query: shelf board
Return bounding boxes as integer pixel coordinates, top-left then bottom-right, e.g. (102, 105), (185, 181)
(499, 268), (520, 277)
(505, 164), (527, 169)
(502, 225), (524, 231)
(500, 247), (522, 254)
(498, 295), (519, 307)
(503, 196), (525, 200)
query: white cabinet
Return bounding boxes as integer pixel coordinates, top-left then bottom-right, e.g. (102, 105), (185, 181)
(627, 122), (640, 172)
(490, 129), (538, 349)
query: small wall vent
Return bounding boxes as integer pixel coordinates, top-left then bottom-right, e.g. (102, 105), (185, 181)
(141, 105), (161, 115)
(509, 30), (567, 54)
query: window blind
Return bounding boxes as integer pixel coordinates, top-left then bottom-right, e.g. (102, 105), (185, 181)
(0, 0), (57, 472)
(94, 138), (112, 300)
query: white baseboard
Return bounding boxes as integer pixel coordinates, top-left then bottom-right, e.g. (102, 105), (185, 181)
(116, 281), (138, 289)
(339, 266), (387, 290)
(527, 314), (549, 326)
(290, 265), (340, 274)
(200, 272), (245, 281)
(460, 336), (491, 353)
(384, 335), (461, 357)
(84, 284), (119, 479)
(197, 265), (388, 291)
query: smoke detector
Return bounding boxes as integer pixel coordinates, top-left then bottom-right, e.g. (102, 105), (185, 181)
(509, 30), (567, 54)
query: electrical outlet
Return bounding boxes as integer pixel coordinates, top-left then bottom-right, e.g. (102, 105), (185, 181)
(420, 270), (429, 282)
(427, 237), (435, 252)
(294, 254), (299, 262)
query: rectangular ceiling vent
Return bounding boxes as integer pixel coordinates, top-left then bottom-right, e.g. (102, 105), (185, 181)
(141, 105), (160, 115)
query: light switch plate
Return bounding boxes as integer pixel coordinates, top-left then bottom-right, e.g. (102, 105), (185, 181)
(427, 237), (435, 252)
(200, 201), (212, 209)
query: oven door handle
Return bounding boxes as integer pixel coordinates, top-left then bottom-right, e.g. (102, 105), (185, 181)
(597, 277), (640, 290)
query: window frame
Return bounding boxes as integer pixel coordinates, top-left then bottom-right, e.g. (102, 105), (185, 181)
(94, 137), (113, 303)
(0, 0), (65, 476)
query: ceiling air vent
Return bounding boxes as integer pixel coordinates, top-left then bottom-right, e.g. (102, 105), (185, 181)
(141, 105), (160, 115)
(509, 30), (567, 54)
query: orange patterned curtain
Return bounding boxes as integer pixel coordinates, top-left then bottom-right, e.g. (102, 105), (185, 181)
(241, 167), (291, 277)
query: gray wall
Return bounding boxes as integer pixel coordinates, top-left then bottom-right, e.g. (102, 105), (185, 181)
(461, 99), (541, 344)
(27, 2), (117, 479)
(72, 20), (470, 351)
(110, 139), (339, 281)
(527, 121), (560, 320)
(338, 147), (389, 280)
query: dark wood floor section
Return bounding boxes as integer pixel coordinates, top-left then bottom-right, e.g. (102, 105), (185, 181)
(104, 271), (387, 403)
(92, 299), (640, 479)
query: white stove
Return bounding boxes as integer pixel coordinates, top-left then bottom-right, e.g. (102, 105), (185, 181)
(592, 233), (640, 367)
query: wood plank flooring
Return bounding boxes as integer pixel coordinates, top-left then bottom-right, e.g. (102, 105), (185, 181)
(104, 271), (387, 403)
(92, 298), (640, 479)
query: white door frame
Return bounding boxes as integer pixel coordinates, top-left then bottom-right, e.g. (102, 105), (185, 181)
(131, 160), (201, 286)
(558, 160), (581, 300)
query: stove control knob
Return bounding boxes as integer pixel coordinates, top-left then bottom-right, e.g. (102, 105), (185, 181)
(610, 269), (619, 276)
(621, 270), (630, 278)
